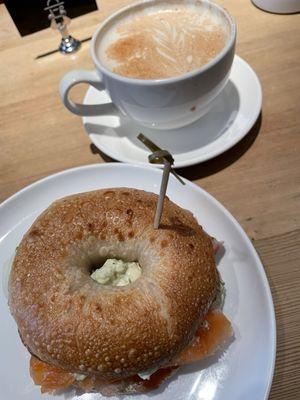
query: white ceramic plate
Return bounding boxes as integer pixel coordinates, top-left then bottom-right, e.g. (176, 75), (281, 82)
(0, 164), (275, 400)
(83, 56), (262, 168)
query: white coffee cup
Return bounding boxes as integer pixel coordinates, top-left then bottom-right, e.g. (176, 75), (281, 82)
(60, 0), (236, 130)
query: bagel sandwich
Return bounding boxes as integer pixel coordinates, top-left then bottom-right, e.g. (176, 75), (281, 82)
(8, 188), (233, 395)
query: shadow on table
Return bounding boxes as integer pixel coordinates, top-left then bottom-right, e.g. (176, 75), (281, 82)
(90, 112), (262, 178)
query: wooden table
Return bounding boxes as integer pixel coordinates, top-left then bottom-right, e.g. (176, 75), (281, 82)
(0, 0), (299, 398)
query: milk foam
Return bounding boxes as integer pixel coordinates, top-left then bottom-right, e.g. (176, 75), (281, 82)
(97, 1), (230, 80)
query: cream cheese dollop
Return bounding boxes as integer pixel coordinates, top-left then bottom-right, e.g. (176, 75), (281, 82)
(91, 259), (142, 286)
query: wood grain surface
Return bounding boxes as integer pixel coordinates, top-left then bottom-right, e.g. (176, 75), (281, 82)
(0, 0), (299, 398)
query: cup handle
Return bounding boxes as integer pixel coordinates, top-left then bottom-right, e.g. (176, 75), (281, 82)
(59, 70), (117, 117)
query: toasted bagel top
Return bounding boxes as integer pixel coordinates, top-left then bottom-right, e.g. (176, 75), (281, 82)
(8, 188), (218, 378)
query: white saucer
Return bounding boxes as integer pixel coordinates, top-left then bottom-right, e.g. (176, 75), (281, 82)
(83, 55), (262, 168)
(1, 164), (275, 400)
(83, 56), (262, 168)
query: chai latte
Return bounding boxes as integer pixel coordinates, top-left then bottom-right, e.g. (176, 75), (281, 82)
(97, 1), (230, 80)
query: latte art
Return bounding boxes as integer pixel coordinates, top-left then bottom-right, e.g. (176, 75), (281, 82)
(98, 3), (229, 80)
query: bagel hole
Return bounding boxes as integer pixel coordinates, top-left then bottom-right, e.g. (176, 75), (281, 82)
(88, 257), (139, 274)
(67, 240), (154, 287)
(88, 255), (142, 287)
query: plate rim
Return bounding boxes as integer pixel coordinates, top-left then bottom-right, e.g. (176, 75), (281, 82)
(82, 55), (262, 168)
(0, 163), (276, 399)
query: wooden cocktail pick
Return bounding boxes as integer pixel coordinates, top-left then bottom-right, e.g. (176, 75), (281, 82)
(138, 133), (185, 229)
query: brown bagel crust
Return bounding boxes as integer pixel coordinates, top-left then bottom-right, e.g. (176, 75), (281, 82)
(8, 188), (218, 378)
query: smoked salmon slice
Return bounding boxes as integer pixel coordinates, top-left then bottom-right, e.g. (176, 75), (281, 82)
(30, 310), (232, 394)
(30, 356), (75, 393)
(169, 310), (232, 366)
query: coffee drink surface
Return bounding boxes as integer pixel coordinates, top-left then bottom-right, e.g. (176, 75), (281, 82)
(97, 2), (229, 80)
